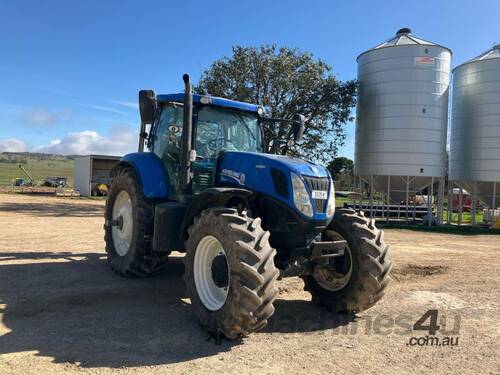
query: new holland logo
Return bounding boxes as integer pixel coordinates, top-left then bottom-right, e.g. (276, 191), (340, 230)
(310, 166), (319, 174)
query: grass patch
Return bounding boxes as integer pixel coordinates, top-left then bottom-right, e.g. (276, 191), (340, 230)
(0, 154), (74, 186)
(442, 209), (484, 224)
(335, 197), (350, 207)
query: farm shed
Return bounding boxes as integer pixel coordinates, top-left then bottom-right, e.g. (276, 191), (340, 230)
(73, 155), (120, 196)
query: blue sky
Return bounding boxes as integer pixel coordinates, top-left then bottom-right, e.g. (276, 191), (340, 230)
(0, 0), (498, 158)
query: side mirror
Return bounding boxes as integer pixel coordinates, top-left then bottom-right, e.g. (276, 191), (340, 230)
(138, 90), (157, 124)
(292, 114), (305, 142)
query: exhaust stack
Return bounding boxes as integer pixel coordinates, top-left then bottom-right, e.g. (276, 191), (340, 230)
(179, 74), (193, 194)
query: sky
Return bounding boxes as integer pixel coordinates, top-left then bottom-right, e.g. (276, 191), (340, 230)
(0, 0), (499, 158)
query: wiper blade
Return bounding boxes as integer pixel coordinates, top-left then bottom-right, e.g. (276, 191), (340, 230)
(235, 114), (257, 142)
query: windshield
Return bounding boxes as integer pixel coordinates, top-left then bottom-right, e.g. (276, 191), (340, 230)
(195, 106), (262, 159)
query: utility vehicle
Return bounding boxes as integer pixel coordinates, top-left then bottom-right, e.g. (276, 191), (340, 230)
(104, 74), (391, 338)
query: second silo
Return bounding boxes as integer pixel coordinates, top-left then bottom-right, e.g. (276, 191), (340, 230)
(355, 28), (452, 203)
(449, 44), (500, 208)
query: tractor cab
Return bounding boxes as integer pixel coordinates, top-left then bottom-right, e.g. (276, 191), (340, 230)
(149, 94), (265, 196)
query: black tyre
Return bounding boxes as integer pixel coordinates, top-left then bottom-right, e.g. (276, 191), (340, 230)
(104, 167), (153, 276)
(184, 207), (279, 339)
(303, 208), (391, 313)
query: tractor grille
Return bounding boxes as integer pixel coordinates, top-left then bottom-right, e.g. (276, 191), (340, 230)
(192, 170), (214, 194)
(302, 176), (329, 213)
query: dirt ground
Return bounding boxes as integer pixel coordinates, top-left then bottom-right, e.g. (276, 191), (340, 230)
(0, 193), (498, 374)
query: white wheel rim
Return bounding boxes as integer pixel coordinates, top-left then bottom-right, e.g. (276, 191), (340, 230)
(194, 235), (229, 311)
(112, 190), (133, 257)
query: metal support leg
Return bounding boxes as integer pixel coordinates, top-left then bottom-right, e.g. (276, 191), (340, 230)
(381, 192), (385, 220)
(437, 178), (444, 225)
(493, 182), (497, 209)
(472, 181), (477, 225)
(361, 176), (364, 211)
(359, 176), (363, 211)
(354, 176), (358, 211)
(458, 187), (463, 227)
(354, 177), (361, 211)
(405, 176), (410, 224)
(447, 182), (453, 224)
(431, 177), (434, 227)
(397, 198), (401, 220)
(370, 175), (374, 218)
(386, 176), (391, 224)
(413, 195), (417, 222)
(427, 179), (433, 227)
(426, 188), (431, 226)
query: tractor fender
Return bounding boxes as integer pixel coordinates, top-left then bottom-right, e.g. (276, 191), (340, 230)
(179, 187), (254, 245)
(111, 153), (170, 198)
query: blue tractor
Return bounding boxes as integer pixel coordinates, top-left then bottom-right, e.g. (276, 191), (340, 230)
(104, 74), (391, 339)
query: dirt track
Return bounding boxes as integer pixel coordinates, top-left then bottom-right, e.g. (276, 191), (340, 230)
(0, 194), (499, 374)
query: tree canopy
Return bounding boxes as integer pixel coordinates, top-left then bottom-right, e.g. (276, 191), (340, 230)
(196, 45), (357, 163)
(327, 156), (354, 190)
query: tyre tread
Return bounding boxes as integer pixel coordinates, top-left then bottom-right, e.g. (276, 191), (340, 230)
(185, 207), (278, 338)
(303, 208), (391, 313)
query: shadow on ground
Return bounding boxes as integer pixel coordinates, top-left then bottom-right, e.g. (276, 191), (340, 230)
(0, 251), (350, 367)
(0, 201), (103, 217)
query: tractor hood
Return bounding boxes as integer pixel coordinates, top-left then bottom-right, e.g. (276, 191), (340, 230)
(218, 151), (329, 179)
(216, 151), (332, 221)
(258, 153), (330, 178)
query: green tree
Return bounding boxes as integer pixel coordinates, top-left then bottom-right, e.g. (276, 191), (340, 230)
(327, 157), (354, 190)
(196, 45), (357, 163)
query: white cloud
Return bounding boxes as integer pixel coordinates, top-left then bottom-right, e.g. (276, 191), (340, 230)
(37, 125), (137, 156)
(0, 138), (28, 152)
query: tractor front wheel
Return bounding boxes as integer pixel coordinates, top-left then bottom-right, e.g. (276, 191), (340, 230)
(184, 207), (279, 339)
(104, 167), (153, 276)
(303, 208), (392, 313)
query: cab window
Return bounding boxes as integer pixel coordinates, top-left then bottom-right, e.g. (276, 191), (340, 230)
(152, 104), (183, 195)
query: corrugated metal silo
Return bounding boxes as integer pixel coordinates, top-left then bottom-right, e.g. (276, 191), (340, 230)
(355, 28), (452, 202)
(450, 45), (500, 207)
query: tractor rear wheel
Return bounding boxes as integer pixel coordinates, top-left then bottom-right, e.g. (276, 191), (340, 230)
(303, 208), (391, 313)
(184, 207), (279, 339)
(104, 167), (153, 276)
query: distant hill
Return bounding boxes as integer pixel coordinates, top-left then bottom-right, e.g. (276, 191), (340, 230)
(0, 152), (75, 186)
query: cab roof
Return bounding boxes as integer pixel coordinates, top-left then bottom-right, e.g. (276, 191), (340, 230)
(157, 93), (260, 113)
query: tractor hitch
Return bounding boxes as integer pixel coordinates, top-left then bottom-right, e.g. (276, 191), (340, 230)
(279, 240), (347, 278)
(310, 240), (346, 260)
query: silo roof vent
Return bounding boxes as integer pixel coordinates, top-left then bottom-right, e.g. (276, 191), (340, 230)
(396, 28), (412, 35)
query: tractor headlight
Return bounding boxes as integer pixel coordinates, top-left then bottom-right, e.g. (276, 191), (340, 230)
(291, 173), (313, 218)
(326, 178), (336, 217)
